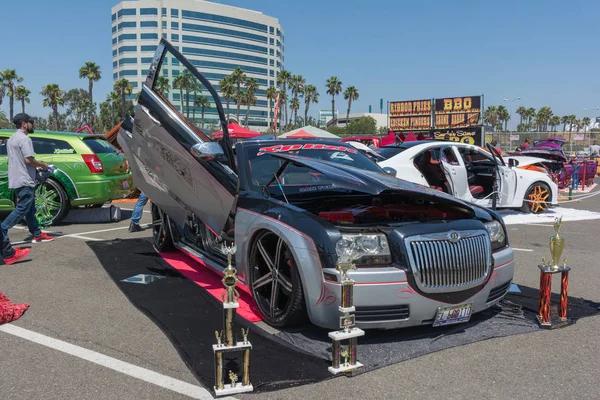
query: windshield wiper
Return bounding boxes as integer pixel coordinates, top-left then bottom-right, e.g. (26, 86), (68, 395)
(262, 160), (291, 203)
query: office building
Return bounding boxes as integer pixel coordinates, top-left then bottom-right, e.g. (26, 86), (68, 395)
(111, 0), (284, 130)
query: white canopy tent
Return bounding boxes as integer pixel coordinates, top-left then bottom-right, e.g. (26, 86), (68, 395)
(278, 125), (340, 139)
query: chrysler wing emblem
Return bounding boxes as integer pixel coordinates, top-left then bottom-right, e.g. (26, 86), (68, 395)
(448, 231), (460, 243)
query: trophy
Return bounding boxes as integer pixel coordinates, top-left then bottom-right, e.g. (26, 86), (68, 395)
(328, 248), (364, 375)
(537, 217), (571, 329)
(213, 244), (253, 396)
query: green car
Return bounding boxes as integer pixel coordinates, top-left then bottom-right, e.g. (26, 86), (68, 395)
(0, 130), (134, 226)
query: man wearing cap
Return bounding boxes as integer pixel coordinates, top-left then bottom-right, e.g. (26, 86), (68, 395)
(1, 113), (54, 264)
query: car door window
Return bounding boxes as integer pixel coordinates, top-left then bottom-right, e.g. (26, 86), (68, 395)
(0, 138), (7, 156)
(31, 138), (75, 155)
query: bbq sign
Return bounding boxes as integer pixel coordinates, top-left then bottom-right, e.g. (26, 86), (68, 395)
(389, 99), (432, 131)
(434, 96), (481, 129)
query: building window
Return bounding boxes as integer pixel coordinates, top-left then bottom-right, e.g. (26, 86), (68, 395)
(112, 26), (116, 33)
(119, 70), (138, 77)
(269, 26), (274, 34)
(276, 28), (281, 37)
(130, 82), (139, 88)
(181, 35), (267, 54)
(181, 23), (267, 43)
(171, 22), (179, 29)
(141, 33), (158, 40)
(112, 38), (117, 45)
(112, 49), (117, 56)
(118, 33), (137, 42)
(162, 21), (167, 29)
(119, 58), (138, 66)
(142, 69), (149, 76)
(113, 61), (117, 68)
(276, 40), (281, 48)
(118, 21), (136, 30)
(270, 80), (274, 86)
(141, 57), (154, 64)
(112, 13), (116, 21)
(119, 45), (137, 54)
(270, 38), (274, 45)
(270, 70), (274, 77)
(162, 33), (167, 39)
(182, 47), (268, 65)
(188, 59), (267, 75)
(140, 8), (158, 15)
(269, 49), (274, 56)
(113, 72), (118, 79)
(171, 34), (179, 41)
(117, 8), (136, 18)
(171, 8), (179, 17)
(181, 10), (268, 32)
(140, 21), (158, 28)
(269, 59), (274, 66)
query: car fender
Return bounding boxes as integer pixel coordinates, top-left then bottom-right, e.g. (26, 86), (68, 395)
(51, 168), (79, 200)
(512, 169), (558, 206)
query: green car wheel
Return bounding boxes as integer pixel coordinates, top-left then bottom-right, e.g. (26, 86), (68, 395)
(35, 179), (69, 226)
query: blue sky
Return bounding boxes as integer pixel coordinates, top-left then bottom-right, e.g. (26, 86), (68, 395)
(1, 0), (599, 129)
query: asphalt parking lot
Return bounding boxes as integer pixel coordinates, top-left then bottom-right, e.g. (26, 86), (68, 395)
(1, 196), (600, 400)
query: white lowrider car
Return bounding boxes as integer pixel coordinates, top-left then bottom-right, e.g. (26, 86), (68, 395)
(361, 141), (558, 213)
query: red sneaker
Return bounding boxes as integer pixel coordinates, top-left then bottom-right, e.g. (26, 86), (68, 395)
(4, 248), (31, 265)
(32, 232), (54, 243)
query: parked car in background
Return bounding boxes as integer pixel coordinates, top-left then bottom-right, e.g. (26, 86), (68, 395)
(375, 141), (558, 213)
(340, 135), (383, 148)
(0, 130), (134, 226)
(118, 40), (516, 331)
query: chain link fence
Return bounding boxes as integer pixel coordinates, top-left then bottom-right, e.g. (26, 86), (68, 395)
(484, 131), (599, 154)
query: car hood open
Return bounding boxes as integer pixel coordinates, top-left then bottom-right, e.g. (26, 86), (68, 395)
(270, 153), (479, 217)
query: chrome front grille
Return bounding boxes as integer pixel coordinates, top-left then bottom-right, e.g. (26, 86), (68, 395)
(405, 230), (491, 293)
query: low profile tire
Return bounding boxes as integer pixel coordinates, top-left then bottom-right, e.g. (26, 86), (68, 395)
(151, 203), (174, 252)
(249, 230), (308, 327)
(521, 182), (551, 214)
(35, 178), (69, 226)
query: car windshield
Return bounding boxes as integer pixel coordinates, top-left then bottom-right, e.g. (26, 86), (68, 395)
(243, 142), (383, 194)
(375, 146), (409, 160)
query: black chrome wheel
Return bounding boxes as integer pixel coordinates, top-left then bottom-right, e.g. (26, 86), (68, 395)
(151, 203), (174, 252)
(249, 231), (307, 327)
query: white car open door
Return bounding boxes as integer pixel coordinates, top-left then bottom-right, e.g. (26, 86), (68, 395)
(439, 145), (471, 199)
(122, 40), (237, 234)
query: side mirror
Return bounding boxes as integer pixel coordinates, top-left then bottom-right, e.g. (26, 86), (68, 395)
(508, 158), (519, 168)
(191, 142), (224, 160)
(383, 166), (397, 177)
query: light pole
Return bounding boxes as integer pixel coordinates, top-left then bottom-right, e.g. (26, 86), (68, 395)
(582, 107), (599, 150)
(503, 97), (521, 150)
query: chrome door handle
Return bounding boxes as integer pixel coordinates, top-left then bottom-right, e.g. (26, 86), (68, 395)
(141, 105), (161, 126)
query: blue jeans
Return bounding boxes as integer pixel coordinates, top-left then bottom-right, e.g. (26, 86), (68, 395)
(1, 186), (41, 258)
(131, 192), (148, 225)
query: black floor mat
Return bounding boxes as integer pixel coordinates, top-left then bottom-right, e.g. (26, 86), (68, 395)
(90, 238), (600, 391)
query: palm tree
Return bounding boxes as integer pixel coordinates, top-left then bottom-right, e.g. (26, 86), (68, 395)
(526, 107), (536, 131)
(1, 70), (23, 121)
(78, 62), (101, 124)
(561, 115), (569, 132)
(0, 75), (5, 109)
(230, 67), (247, 123)
(343, 86), (359, 122)
(219, 76), (235, 123)
(483, 106), (499, 131)
(172, 74), (186, 114)
(536, 106), (553, 131)
(114, 78), (133, 119)
(516, 106), (527, 127)
(15, 85), (31, 114)
(290, 74), (305, 125)
(243, 78), (258, 128)
(277, 70), (291, 126)
(180, 70), (195, 118)
(41, 84), (65, 130)
(325, 76), (343, 127)
(549, 115), (561, 131)
(289, 97), (300, 126)
(194, 95), (211, 128)
(155, 76), (170, 95)
(189, 79), (202, 123)
(582, 117), (591, 132)
(266, 85), (278, 129)
(303, 84), (319, 126)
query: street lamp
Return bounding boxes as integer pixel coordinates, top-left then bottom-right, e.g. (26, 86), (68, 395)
(504, 97), (521, 150)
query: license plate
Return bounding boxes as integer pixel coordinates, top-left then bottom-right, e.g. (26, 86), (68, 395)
(433, 303), (472, 327)
(122, 180), (130, 189)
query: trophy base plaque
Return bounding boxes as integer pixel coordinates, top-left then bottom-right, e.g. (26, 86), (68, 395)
(328, 327), (365, 341)
(535, 315), (572, 330)
(328, 361), (364, 375)
(214, 383), (254, 396)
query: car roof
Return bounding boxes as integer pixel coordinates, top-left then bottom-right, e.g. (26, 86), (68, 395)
(235, 138), (349, 149)
(0, 129), (104, 140)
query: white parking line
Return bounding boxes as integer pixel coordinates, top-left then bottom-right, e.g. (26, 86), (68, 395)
(0, 324), (219, 400)
(512, 248), (534, 252)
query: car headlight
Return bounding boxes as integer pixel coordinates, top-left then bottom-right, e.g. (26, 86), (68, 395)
(335, 233), (391, 265)
(484, 220), (506, 251)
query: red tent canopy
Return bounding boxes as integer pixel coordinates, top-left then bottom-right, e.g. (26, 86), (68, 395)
(285, 129), (316, 139)
(404, 131), (417, 142)
(211, 122), (261, 139)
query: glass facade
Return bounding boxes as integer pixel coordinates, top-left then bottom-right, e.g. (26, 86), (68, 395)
(140, 8), (158, 15)
(181, 10), (267, 32)
(181, 35), (267, 54)
(181, 23), (267, 43)
(182, 47), (267, 64)
(118, 21), (136, 30)
(118, 33), (137, 42)
(141, 33), (158, 40)
(140, 21), (158, 27)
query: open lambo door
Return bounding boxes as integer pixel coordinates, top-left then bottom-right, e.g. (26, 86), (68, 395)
(120, 39), (237, 234)
(439, 145), (470, 199)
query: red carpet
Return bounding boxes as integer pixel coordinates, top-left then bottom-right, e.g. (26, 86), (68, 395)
(159, 251), (262, 322)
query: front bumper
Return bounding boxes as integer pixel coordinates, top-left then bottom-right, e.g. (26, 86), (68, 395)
(308, 246), (515, 330)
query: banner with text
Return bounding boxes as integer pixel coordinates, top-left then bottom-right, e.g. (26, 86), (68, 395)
(434, 96), (482, 129)
(431, 127), (483, 146)
(389, 99), (432, 131)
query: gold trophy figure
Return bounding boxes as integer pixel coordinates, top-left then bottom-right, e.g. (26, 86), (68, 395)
(212, 244), (253, 396)
(328, 247), (364, 375)
(537, 217), (572, 329)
